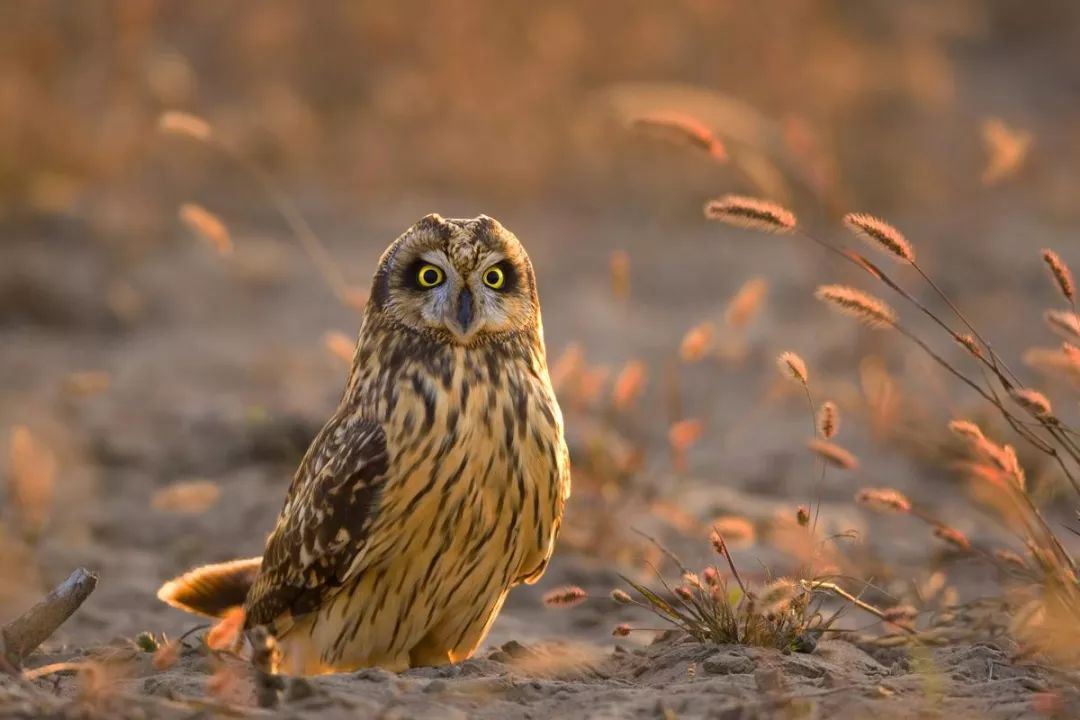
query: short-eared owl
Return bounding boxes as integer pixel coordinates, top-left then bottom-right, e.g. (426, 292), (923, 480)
(158, 214), (570, 675)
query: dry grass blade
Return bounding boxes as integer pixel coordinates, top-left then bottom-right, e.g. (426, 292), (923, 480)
(843, 213), (915, 263)
(815, 285), (896, 329)
(1041, 249), (1075, 302)
(704, 195), (797, 233)
(179, 203), (232, 255)
(776, 351), (808, 385)
(807, 438), (859, 470)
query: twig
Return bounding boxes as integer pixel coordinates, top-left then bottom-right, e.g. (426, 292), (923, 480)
(1, 568), (98, 670)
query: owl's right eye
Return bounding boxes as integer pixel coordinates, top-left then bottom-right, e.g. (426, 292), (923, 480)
(416, 264), (445, 288)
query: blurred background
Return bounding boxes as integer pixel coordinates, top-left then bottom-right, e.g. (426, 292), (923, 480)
(3, 0), (1080, 646)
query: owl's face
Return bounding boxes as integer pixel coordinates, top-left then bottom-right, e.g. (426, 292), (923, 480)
(368, 214), (540, 345)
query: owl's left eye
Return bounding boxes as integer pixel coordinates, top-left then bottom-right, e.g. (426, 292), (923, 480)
(482, 265), (506, 290)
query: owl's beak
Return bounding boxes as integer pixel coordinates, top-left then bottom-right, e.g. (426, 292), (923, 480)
(450, 286), (476, 341)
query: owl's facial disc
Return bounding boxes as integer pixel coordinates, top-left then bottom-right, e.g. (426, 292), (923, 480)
(372, 214), (539, 345)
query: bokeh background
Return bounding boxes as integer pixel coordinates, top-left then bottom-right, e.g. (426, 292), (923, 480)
(3, 0), (1080, 651)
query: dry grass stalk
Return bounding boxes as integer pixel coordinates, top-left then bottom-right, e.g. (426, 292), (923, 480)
(808, 438), (859, 470)
(1041, 249), (1074, 302)
(1010, 388), (1052, 417)
(815, 285), (896, 328)
(776, 351), (808, 385)
(843, 213), (915, 263)
(724, 277), (767, 329)
(157, 111), (212, 141)
(179, 203), (232, 255)
(1044, 309), (1080, 340)
(323, 331), (354, 364)
(611, 360), (647, 409)
(610, 250), (631, 303)
(704, 195), (796, 234)
(7, 426), (55, 541)
(855, 488), (912, 513)
(150, 480), (221, 514)
(542, 586), (588, 608)
(630, 112), (727, 161)
(679, 322), (714, 362)
(817, 401), (839, 438)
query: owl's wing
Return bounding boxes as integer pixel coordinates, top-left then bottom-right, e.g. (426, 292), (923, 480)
(245, 413), (390, 627)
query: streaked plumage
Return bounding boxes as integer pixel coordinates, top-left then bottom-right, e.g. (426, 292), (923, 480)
(159, 214), (570, 675)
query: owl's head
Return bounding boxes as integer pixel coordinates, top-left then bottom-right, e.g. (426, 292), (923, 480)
(368, 214), (540, 345)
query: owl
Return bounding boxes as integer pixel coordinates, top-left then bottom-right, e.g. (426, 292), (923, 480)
(158, 214), (570, 675)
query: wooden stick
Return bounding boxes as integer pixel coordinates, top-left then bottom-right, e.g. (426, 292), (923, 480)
(1, 567), (97, 670)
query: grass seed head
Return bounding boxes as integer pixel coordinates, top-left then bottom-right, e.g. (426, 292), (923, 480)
(612, 360), (647, 409)
(724, 277), (768, 329)
(776, 351), (808, 385)
(796, 505), (811, 527)
(613, 624), (632, 637)
(1010, 388), (1052, 417)
(704, 195), (797, 233)
(323, 331), (355, 364)
(206, 607), (246, 650)
(815, 285), (896, 329)
(680, 322), (715, 362)
(933, 525), (972, 552)
(1044, 309), (1080, 340)
(843, 213), (915, 263)
(817, 401), (839, 438)
(157, 111), (212, 141)
(611, 589), (633, 605)
(808, 438), (859, 470)
(1041, 248), (1074, 301)
(543, 586), (588, 608)
(630, 112), (727, 161)
(179, 203), (232, 255)
(855, 488), (912, 513)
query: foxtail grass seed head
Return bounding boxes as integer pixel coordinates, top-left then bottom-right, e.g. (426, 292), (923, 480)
(776, 351), (808, 385)
(543, 586), (588, 608)
(724, 277), (768, 329)
(630, 112), (727, 161)
(1044, 309), (1080, 340)
(703, 567), (721, 587)
(815, 285), (896, 329)
(808, 438), (859, 470)
(933, 526), (972, 552)
(207, 607), (245, 651)
(709, 530), (728, 557)
(157, 110), (212, 141)
(882, 605), (918, 624)
(179, 203), (232, 255)
(323, 331), (354, 364)
(668, 419), (704, 452)
(674, 586), (694, 602)
(704, 195), (797, 233)
(817, 401), (839, 438)
(796, 505), (810, 527)
(1010, 388), (1052, 417)
(612, 360), (647, 410)
(948, 419), (985, 443)
(843, 213), (915, 263)
(611, 589), (633, 605)
(956, 334), (981, 358)
(1041, 249), (1074, 301)
(855, 488), (912, 513)
(680, 322), (715, 362)
(613, 624), (632, 637)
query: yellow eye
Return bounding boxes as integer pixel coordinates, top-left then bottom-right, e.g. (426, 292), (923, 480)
(416, 264), (444, 288)
(482, 266), (505, 289)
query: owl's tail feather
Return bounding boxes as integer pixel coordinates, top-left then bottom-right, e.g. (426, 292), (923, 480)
(157, 557), (262, 618)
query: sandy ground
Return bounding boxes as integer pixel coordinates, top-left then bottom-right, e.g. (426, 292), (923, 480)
(2, 201), (1077, 718)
